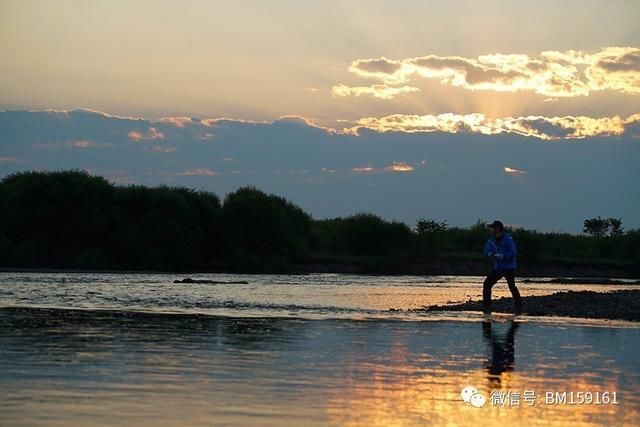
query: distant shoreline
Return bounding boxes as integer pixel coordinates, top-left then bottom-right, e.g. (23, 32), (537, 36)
(2, 171), (639, 280)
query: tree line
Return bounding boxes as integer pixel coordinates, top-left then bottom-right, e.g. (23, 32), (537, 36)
(0, 170), (638, 273)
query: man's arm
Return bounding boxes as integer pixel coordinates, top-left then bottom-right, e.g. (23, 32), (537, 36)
(483, 240), (495, 258)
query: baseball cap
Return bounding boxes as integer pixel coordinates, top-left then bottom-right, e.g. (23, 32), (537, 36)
(488, 220), (504, 231)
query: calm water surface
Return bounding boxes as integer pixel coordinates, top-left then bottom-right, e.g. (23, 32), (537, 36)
(0, 272), (638, 426)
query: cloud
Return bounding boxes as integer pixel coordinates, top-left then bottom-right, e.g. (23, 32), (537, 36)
(352, 162), (416, 174)
(0, 156), (20, 163)
(584, 47), (640, 95)
(332, 83), (420, 99)
(64, 139), (112, 149)
(504, 166), (526, 175)
(66, 140), (96, 148)
(385, 162), (414, 172)
(128, 127), (165, 142)
(337, 47), (640, 98)
(53, 108), (145, 121)
(148, 146), (176, 153)
(275, 115), (340, 134)
(349, 57), (404, 78)
(346, 112), (640, 141)
(352, 166), (375, 173)
(200, 117), (261, 127)
(156, 117), (195, 127)
(175, 168), (218, 176)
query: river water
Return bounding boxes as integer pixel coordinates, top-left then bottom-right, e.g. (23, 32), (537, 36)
(0, 272), (638, 426)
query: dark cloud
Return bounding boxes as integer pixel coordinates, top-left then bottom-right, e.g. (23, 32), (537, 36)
(409, 56), (472, 70)
(597, 50), (640, 72)
(463, 66), (523, 85)
(409, 55), (526, 85)
(350, 57), (403, 75)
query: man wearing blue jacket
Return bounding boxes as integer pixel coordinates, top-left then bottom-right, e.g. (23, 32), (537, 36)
(482, 220), (523, 312)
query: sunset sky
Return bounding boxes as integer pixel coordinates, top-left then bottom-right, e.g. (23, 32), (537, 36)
(1, 0), (639, 231)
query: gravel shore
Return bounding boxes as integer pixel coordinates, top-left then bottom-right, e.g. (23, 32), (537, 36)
(421, 290), (640, 321)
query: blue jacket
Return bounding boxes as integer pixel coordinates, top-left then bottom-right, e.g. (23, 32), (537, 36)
(483, 232), (517, 271)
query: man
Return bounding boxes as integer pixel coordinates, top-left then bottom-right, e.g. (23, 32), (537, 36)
(482, 220), (523, 312)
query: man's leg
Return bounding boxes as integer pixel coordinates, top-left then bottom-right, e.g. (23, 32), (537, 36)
(503, 269), (523, 307)
(483, 270), (502, 308)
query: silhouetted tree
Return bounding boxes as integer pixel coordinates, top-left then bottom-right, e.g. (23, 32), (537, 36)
(330, 213), (414, 256)
(416, 218), (448, 234)
(222, 187), (312, 258)
(0, 170), (637, 273)
(416, 218), (448, 255)
(583, 217), (624, 238)
(608, 218), (624, 237)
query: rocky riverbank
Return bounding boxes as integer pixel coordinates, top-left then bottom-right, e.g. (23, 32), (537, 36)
(420, 290), (640, 321)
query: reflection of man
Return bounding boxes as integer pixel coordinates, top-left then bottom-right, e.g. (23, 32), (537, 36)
(482, 320), (519, 387)
(482, 220), (523, 312)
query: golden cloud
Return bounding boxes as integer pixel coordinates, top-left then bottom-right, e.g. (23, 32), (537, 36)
(504, 167), (526, 175)
(385, 162), (414, 172)
(337, 47), (640, 98)
(276, 115), (342, 134)
(345, 112), (640, 141)
(332, 83), (420, 99)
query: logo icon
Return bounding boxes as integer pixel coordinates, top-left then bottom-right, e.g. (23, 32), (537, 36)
(461, 386), (486, 408)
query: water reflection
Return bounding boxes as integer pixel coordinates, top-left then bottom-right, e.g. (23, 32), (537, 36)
(483, 318), (519, 388)
(0, 307), (638, 426)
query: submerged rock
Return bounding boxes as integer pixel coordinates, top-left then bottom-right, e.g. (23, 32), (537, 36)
(173, 278), (249, 284)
